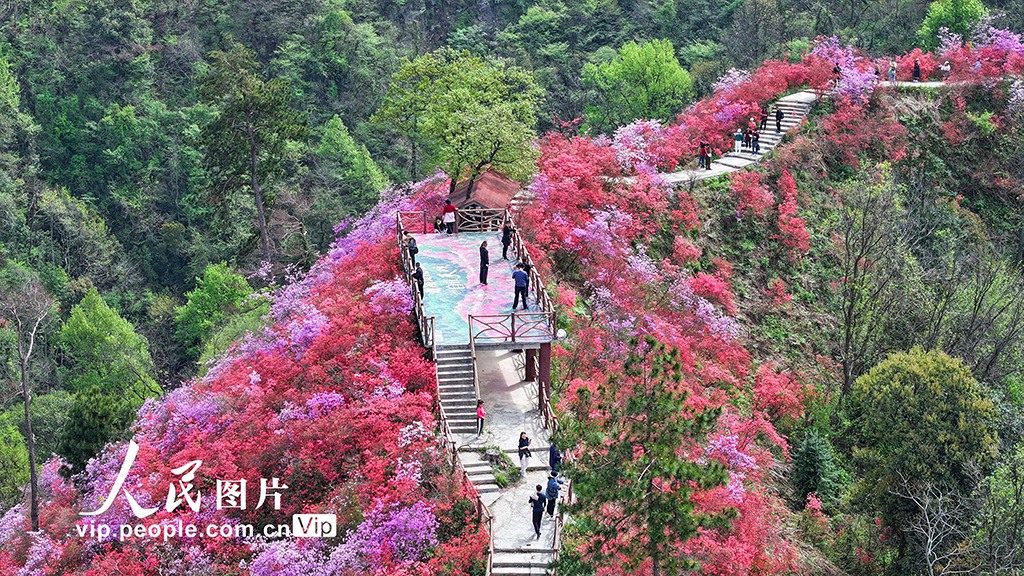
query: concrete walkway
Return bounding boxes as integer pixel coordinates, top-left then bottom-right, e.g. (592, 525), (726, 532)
(661, 90), (819, 186)
(453, 349), (560, 573)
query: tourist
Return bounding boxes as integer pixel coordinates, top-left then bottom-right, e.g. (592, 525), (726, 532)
(404, 231), (418, 267)
(775, 107), (785, 133)
(434, 215), (445, 233)
(940, 60), (951, 79)
(501, 218), (514, 260)
(913, 58), (921, 82)
(412, 263), (424, 298)
(751, 129), (760, 155)
(888, 60), (897, 82)
(759, 107), (769, 131)
(734, 128), (743, 153)
(549, 443), (562, 473)
(512, 264), (529, 311)
(476, 400), (486, 435)
(479, 241), (489, 285)
(443, 200), (458, 234)
(528, 485), (547, 539)
(518, 432), (531, 476)
(698, 141), (709, 169)
(545, 472), (564, 517)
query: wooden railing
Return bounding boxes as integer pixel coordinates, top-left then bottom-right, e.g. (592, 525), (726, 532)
(468, 312), (556, 344)
(457, 208), (507, 232)
(436, 400), (494, 576)
(396, 210), (493, 575)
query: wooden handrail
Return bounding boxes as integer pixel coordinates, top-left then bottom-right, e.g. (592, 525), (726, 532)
(396, 210), (492, 574)
(469, 313), (555, 344)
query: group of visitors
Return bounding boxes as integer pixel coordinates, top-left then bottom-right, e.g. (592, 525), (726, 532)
(881, 58), (949, 84)
(408, 210), (532, 311)
(521, 432), (565, 539)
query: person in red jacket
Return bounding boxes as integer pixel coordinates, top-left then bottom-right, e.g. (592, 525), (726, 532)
(443, 200), (458, 234)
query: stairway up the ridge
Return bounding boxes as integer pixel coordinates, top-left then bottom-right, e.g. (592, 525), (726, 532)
(436, 344), (478, 435)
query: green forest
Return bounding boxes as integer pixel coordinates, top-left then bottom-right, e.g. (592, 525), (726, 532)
(0, 0), (1023, 573)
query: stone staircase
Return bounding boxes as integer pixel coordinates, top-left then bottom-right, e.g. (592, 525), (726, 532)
(712, 93), (815, 170)
(459, 453), (500, 496)
(491, 550), (556, 576)
(436, 344), (478, 435)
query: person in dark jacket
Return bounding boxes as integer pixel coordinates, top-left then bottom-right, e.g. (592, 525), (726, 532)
(434, 216), (445, 233)
(501, 219), (514, 260)
(528, 485), (547, 538)
(512, 264), (529, 310)
(518, 432), (531, 476)
(759, 107), (769, 130)
(549, 443), (562, 472)
(479, 241), (489, 285)
(913, 58), (921, 82)
(411, 263), (424, 298)
(404, 231), (418, 266)
(775, 107), (785, 133)
(545, 472), (564, 517)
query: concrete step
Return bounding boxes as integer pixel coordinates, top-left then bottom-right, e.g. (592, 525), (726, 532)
(437, 367), (474, 377)
(494, 548), (557, 554)
(714, 157), (755, 169)
(491, 552), (555, 567)
(491, 569), (548, 576)
(436, 383), (475, 391)
(462, 461), (491, 471)
(436, 358), (475, 366)
(438, 380), (475, 389)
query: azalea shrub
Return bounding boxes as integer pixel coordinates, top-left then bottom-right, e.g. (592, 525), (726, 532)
(0, 174), (489, 575)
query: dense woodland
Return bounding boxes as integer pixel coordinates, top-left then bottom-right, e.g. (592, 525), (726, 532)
(0, 0), (1023, 573)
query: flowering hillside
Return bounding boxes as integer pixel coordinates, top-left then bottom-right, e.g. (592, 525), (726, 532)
(526, 33), (1024, 576)
(0, 175), (492, 575)
(2, 27), (1024, 574)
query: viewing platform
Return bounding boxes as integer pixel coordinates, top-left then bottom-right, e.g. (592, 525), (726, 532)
(412, 231), (553, 347)
(397, 209), (558, 352)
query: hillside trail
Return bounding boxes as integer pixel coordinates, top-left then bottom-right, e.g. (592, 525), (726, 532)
(475, 80), (946, 575)
(453, 350), (558, 576)
(662, 90), (819, 186)
(660, 81), (946, 187)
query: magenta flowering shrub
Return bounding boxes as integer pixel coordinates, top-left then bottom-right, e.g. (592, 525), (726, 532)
(364, 277), (415, 315)
(330, 501), (440, 570)
(713, 68), (753, 95)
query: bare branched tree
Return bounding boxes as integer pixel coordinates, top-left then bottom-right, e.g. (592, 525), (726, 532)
(0, 264), (54, 532)
(890, 472), (979, 576)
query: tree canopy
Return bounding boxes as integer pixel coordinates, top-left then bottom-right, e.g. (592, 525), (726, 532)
(848, 348), (999, 541)
(581, 39), (693, 134)
(557, 336), (730, 576)
(373, 47), (543, 195)
(198, 42), (309, 262)
(918, 0), (988, 50)
(58, 287), (161, 404)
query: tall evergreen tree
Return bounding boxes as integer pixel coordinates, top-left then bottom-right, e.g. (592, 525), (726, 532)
(556, 336), (731, 576)
(198, 42), (309, 262)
